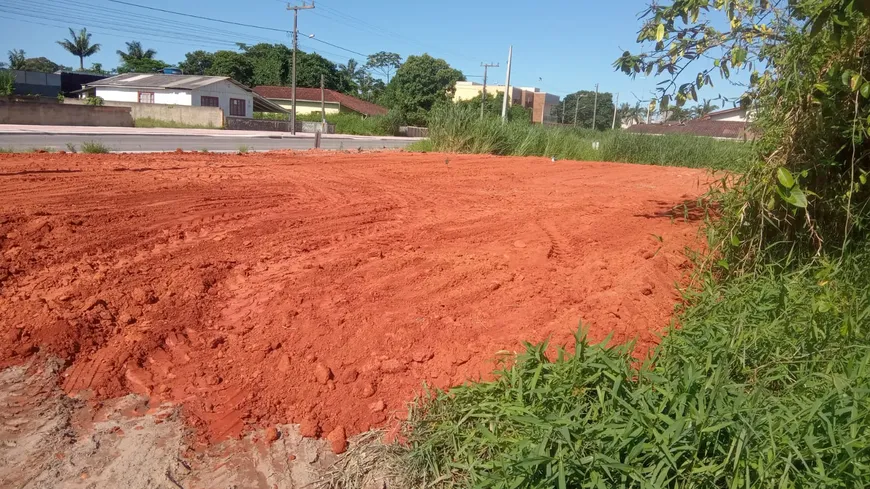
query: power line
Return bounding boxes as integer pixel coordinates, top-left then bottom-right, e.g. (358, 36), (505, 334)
(109, 0), (289, 33)
(0, 6), (245, 49)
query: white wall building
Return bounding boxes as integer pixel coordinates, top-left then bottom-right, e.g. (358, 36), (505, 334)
(705, 107), (750, 122)
(85, 74), (268, 118)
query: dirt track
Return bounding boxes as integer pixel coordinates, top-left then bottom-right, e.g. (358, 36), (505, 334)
(0, 151), (708, 444)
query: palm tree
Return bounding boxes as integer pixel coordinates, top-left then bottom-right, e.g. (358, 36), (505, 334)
(57, 27), (100, 71)
(692, 99), (720, 119)
(338, 58), (365, 94)
(117, 41), (156, 63)
(7, 49), (26, 70)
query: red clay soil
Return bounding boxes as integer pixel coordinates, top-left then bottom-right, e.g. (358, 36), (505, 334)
(0, 151), (709, 443)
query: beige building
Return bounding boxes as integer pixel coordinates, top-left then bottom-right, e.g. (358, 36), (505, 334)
(453, 81), (560, 124)
(253, 86), (388, 117)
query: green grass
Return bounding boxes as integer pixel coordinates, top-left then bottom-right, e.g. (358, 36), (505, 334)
(405, 139), (435, 152)
(237, 144), (249, 154)
(0, 146), (15, 153)
(80, 141), (111, 154)
(134, 117), (219, 129)
(403, 247), (870, 488)
(298, 112), (402, 137)
(425, 105), (753, 172)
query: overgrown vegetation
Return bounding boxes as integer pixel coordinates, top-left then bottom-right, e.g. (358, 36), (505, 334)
(133, 117), (218, 129)
(394, 2), (870, 488)
(80, 141), (110, 154)
(0, 69), (14, 96)
(299, 111), (404, 136)
(405, 248), (870, 487)
(424, 104), (751, 171)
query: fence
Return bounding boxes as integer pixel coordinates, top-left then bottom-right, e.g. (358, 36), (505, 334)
(5, 70), (61, 97)
(0, 98), (133, 127)
(398, 126), (429, 138)
(226, 117), (335, 134)
(66, 99), (224, 128)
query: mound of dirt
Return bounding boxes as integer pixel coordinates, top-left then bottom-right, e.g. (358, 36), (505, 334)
(0, 151), (708, 443)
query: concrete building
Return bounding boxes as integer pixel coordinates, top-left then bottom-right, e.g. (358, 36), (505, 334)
(704, 106), (749, 122)
(452, 81), (560, 124)
(253, 86), (388, 117)
(83, 73), (285, 119)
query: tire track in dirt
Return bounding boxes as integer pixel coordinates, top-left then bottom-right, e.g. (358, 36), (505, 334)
(1, 151), (710, 444)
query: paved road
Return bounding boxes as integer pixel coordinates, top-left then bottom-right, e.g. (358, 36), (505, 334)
(0, 134), (415, 153)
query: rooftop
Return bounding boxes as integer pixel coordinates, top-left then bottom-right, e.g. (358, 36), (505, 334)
(86, 73), (246, 91)
(254, 86), (388, 116)
(626, 120), (747, 139)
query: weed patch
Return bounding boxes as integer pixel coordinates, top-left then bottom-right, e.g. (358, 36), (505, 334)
(80, 141), (111, 154)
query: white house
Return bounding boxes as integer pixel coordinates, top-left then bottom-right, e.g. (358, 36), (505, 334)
(83, 73), (283, 119)
(704, 107), (750, 122)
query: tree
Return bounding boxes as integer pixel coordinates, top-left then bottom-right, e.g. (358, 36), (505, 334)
(664, 106), (693, 122)
(57, 27), (100, 71)
(205, 50), (255, 87)
(116, 41), (157, 63)
(8, 49), (26, 70)
(338, 58), (365, 94)
(618, 102), (647, 126)
(356, 72), (386, 103)
(24, 57), (66, 73)
(178, 50), (214, 75)
(366, 51), (402, 82)
(557, 90), (616, 130)
(455, 91), (530, 122)
(616, 0), (870, 262)
(7, 50), (68, 73)
(381, 54), (464, 125)
(117, 58), (168, 74)
(295, 51), (342, 89)
(87, 63), (112, 75)
(691, 99), (719, 119)
(238, 43), (291, 86)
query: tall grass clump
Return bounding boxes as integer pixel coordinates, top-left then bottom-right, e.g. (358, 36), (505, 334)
(425, 104), (752, 172)
(80, 141), (111, 154)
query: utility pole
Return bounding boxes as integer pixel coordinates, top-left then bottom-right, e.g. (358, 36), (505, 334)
(501, 46), (512, 122)
(288, 1), (315, 135)
(320, 73), (325, 126)
(647, 101), (652, 124)
(591, 83), (599, 130)
(573, 94), (581, 127)
(480, 62), (499, 120)
(611, 92), (619, 130)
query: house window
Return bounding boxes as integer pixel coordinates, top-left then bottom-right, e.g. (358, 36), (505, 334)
(229, 98), (246, 117)
(138, 92), (154, 104)
(201, 96), (219, 107)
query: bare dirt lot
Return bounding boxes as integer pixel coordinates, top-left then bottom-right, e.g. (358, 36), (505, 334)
(0, 151), (709, 482)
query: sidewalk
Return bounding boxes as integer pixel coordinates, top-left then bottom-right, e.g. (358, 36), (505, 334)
(0, 124), (421, 141)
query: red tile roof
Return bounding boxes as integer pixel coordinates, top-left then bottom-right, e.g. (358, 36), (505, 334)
(253, 86), (388, 116)
(626, 120), (747, 139)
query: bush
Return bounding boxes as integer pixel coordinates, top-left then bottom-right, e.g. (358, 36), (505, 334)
(0, 70), (13, 96)
(84, 96), (104, 106)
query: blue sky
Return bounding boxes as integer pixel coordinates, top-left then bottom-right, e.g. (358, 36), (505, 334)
(0, 0), (747, 107)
